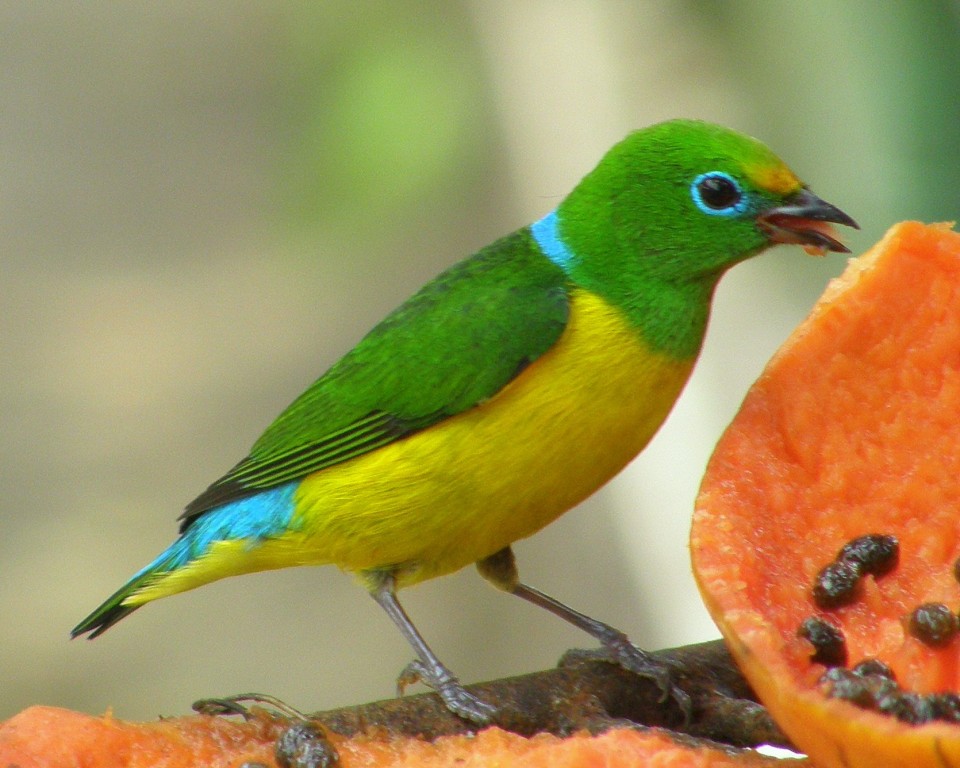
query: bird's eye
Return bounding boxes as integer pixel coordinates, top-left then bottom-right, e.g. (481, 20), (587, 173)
(691, 172), (747, 217)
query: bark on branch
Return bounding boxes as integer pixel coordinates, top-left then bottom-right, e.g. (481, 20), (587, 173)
(236, 640), (791, 754)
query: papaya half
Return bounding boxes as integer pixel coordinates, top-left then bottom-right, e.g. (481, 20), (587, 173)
(692, 222), (960, 767)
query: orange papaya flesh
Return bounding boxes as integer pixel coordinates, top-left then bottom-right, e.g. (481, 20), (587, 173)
(0, 705), (286, 768)
(0, 706), (797, 767)
(692, 222), (960, 767)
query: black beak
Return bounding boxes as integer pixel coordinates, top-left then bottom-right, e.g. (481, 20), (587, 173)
(757, 188), (859, 254)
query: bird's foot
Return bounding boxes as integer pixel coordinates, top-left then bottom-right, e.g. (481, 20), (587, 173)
(397, 659), (498, 724)
(564, 639), (692, 722)
(192, 692), (309, 721)
(194, 693), (339, 768)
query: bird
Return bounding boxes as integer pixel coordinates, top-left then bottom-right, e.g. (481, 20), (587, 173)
(72, 119), (857, 723)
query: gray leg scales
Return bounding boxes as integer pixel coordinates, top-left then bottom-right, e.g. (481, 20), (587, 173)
(478, 547), (692, 719)
(369, 573), (497, 724)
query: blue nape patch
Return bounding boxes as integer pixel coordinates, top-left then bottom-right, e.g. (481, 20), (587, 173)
(143, 481), (300, 574)
(530, 209), (576, 271)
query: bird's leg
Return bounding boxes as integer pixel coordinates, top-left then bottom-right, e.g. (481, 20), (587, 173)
(367, 570), (498, 724)
(477, 547), (692, 718)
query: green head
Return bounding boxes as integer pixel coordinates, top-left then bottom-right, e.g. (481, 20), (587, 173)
(544, 119), (856, 354)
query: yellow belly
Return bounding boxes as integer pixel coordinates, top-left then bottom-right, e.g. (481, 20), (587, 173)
(145, 288), (695, 597)
(294, 288), (693, 586)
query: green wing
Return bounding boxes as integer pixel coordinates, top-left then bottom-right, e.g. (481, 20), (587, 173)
(180, 228), (570, 530)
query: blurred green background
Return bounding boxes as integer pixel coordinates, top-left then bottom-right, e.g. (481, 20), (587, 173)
(3, 2), (959, 721)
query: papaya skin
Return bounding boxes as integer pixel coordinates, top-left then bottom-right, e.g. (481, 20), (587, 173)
(693, 222), (960, 768)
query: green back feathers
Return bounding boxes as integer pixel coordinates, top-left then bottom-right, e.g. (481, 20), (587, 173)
(253, 230), (569, 442)
(181, 230), (569, 526)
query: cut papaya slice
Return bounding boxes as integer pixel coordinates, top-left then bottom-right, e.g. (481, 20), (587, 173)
(0, 706), (798, 767)
(692, 222), (960, 767)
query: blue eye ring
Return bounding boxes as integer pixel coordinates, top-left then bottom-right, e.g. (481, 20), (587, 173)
(691, 171), (748, 217)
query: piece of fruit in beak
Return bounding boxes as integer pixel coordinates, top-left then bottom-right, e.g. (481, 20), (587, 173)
(758, 188), (859, 256)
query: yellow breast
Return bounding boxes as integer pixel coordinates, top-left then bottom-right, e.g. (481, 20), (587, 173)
(285, 288), (696, 587)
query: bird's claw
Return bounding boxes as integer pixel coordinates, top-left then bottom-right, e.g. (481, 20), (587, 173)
(396, 659), (498, 724)
(396, 659), (427, 697)
(564, 643), (693, 722)
(192, 692), (309, 722)
(194, 693), (339, 767)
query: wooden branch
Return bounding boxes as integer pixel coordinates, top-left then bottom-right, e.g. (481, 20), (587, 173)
(271, 640), (790, 750)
